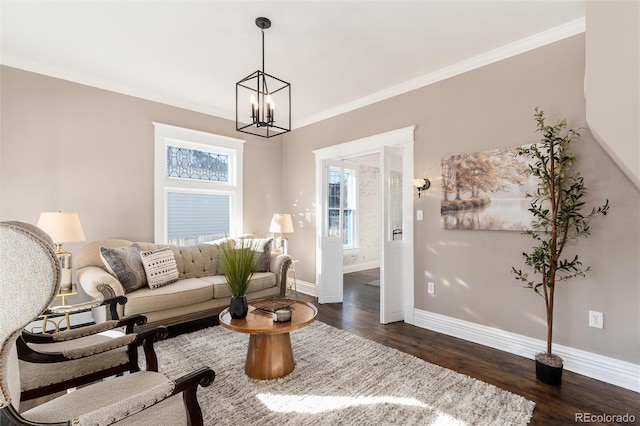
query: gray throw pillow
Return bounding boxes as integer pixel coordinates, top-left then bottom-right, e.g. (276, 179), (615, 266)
(245, 237), (273, 272)
(99, 244), (147, 293)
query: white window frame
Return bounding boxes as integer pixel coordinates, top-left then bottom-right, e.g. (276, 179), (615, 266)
(153, 123), (245, 244)
(328, 164), (358, 250)
(343, 165), (359, 250)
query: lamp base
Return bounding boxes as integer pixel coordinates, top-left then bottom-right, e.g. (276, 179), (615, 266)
(59, 269), (72, 291)
(56, 250), (73, 291)
(276, 236), (288, 255)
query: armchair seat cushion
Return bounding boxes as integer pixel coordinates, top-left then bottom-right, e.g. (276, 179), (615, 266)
(113, 393), (187, 425)
(20, 345), (129, 393)
(125, 278), (214, 315)
(21, 371), (173, 424)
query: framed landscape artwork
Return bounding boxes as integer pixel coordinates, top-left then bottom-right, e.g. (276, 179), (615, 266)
(440, 145), (536, 231)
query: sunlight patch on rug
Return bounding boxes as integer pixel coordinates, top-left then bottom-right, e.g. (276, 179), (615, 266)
(149, 321), (535, 425)
(256, 393), (428, 413)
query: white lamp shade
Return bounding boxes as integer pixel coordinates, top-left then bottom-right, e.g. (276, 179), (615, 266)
(37, 212), (86, 244)
(269, 214), (294, 234)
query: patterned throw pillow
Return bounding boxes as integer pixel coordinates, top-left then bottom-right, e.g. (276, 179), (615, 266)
(99, 244), (147, 293)
(140, 247), (179, 289)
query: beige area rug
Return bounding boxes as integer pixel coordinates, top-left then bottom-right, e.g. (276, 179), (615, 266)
(149, 321), (535, 425)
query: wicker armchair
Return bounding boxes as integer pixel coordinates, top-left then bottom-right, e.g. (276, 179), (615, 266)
(0, 221), (214, 425)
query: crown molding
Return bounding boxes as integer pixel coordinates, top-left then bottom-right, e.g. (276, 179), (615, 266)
(293, 17), (586, 129)
(2, 18), (585, 130)
(0, 56), (237, 122)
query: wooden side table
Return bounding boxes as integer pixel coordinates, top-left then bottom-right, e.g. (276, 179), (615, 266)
(41, 285), (78, 333)
(219, 299), (317, 380)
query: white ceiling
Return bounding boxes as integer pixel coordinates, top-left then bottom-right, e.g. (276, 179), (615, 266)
(1, 1), (586, 129)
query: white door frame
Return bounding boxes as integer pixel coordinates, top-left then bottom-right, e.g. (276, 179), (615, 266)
(315, 159), (346, 304)
(380, 145), (405, 324)
(313, 126), (416, 324)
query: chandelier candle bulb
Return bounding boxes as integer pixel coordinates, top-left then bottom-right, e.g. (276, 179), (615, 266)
(266, 95), (274, 123)
(250, 95), (258, 121)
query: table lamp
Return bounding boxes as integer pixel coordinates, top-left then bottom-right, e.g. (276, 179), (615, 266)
(269, 213), (294, 255)
(37, 212), (86, 291)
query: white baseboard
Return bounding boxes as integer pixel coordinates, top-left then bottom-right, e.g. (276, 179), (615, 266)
(343, 261), (380, 274)
(414, 309), (640, 392)
(292, 279), (317, 297)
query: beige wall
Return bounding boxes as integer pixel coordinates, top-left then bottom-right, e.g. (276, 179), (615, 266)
(282, 35), (640, 363)
(585, 0), (640, 189)
(0, 66), (282, 254)
(2, 34), (638, 364)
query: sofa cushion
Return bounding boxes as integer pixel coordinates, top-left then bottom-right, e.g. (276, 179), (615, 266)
(178, 244), (219, 278)
(124, 278), (214, 315)
(140, 247), (179, 289)
(136, 243), (218, 279)
(211, 272), (276, 299)
(99, 244), (147, 293)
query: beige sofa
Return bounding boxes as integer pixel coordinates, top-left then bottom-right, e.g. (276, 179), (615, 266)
(75, 239), (291, 328)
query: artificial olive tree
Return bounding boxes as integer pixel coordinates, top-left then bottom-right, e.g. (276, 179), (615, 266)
(512, 108), (609, 366)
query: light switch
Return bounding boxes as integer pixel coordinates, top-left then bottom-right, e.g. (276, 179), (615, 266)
(417, 210), (423, 221)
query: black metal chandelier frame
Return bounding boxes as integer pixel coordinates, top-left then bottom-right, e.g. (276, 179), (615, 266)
(236, 17), (291, 138)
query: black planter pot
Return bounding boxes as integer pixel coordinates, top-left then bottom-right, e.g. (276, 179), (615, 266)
(536, 359), (563, 386)
(229, 295), (248, 319)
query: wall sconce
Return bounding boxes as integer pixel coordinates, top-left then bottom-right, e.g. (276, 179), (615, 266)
(413, 178), (431, 198)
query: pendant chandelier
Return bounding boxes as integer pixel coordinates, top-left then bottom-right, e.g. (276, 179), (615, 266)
(236, 17), (291, 138)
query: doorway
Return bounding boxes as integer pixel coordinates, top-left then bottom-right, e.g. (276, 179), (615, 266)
(343, 153), (381, 318)
(313, 126), (416, 325)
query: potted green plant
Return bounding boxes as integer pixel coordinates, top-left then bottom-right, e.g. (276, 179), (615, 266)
(512, 108), (609, 386)
(220, 238), (258, 319)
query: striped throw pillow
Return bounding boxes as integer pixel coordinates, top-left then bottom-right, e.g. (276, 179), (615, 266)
(140, 247), (179, 289)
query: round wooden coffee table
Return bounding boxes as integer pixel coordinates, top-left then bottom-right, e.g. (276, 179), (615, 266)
(219, 299), (317, 380)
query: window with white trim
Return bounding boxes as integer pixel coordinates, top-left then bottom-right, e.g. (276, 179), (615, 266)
(328, 166), (358, 249)
(153, 123), (245, 245)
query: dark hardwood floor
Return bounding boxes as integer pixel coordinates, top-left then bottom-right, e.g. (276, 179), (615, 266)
(170, 268), (639, 425)
(307, 268), (639, 426)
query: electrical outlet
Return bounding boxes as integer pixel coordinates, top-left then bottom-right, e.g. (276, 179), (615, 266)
(417, 210), (424, 221)
(589, 311), (603, 329)
(428, 282), (435, 294)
